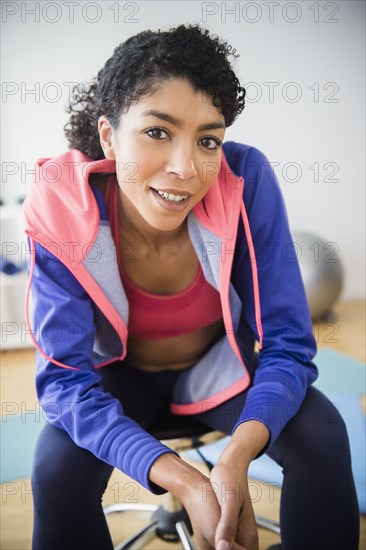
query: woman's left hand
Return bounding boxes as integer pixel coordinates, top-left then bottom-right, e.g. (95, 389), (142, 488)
(210, 461), (259, 550)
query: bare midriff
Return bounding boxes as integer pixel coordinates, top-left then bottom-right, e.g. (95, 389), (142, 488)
(125, 318), (225, 372)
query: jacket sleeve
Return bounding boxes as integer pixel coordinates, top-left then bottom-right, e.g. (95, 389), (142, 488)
(28, 239), (176, 493)
(230, 145), (318, 454)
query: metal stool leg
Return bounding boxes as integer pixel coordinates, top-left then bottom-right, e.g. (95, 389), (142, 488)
(115, 522), (158, 550)
(255, 515), (281, 535)
(104, 503), (158, 515)
(175, 520), (196, 549)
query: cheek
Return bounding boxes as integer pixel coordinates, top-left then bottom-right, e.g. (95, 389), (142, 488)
(118, 149), (162, 187)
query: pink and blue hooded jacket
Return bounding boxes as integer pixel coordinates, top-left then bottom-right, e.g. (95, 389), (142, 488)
(22, 141), (318, 494)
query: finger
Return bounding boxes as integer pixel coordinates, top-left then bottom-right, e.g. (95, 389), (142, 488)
(216, 539), (246, 550)
(215, 515), (238, 548)
(215, 495), (242, 550)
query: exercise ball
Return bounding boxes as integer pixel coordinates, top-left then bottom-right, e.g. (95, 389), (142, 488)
(291, 231), (344, 321)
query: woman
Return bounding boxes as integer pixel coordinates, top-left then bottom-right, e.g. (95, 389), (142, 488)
(23, 24), (359, 550)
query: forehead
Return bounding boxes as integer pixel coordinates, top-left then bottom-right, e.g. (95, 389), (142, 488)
(130, 77), (225, 124)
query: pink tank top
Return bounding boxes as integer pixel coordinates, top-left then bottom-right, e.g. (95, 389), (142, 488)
(104, 178), (223, 339)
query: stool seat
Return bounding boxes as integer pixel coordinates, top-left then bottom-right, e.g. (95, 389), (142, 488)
(148, 412), (211, 440)
(148, 412), (226, 453)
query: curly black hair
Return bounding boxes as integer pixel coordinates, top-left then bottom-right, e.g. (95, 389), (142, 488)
(64, 24), (246, 160)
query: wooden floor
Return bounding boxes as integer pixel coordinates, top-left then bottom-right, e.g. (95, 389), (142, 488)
(1, 300), (365, 549)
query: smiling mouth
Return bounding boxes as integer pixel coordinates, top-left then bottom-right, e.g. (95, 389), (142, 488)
(151, 187), (191, 203)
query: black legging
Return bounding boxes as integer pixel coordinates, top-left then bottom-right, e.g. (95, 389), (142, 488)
(31, 362), (360, 550)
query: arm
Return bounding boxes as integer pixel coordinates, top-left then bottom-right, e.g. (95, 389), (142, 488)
(228, 144), (318, 454)
(209, 422), (268, 550)
(209, 143), (319, 548)
(28, 239), (177, 493)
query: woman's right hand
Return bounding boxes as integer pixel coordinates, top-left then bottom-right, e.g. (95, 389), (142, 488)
(150, 453), (221, 548)
(179, 471), (221, 549)
(178, 471), (247, 550)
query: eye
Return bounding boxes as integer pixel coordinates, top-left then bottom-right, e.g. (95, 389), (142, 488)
(145, 127), (169, 140)
(199, 136), (223, 150)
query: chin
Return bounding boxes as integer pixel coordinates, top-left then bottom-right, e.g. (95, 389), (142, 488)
(146, 215), (186, 232)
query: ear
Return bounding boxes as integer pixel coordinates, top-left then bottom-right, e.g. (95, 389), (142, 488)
(98, 116), (116, 160)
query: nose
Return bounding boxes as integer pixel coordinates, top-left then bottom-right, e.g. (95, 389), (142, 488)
(165, 144), (198, 180)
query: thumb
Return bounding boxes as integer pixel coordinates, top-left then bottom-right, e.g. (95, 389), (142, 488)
(215, 510), (239, 550)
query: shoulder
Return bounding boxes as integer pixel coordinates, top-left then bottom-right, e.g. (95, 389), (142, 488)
(223, 141), (271, 176)
(223, 141), (279, 208)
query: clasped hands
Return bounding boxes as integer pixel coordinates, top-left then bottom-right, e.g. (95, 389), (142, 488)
(181, 460), (259, 550)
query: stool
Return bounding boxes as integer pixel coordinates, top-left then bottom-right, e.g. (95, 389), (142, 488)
(104, 413), (280, 549)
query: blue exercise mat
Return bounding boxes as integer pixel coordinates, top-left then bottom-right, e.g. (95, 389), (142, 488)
(0, 413), (46, 483)
(312, 348), (366, 396)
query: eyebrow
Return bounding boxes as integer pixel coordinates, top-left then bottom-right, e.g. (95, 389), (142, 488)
(140, 109), (225, 131)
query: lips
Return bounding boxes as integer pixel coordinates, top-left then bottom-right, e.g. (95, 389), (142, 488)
(151, 187), (193, 199)
(150, 187), (192, 212)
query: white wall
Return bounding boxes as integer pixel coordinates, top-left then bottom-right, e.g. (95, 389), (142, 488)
(1, 0), (365, 299)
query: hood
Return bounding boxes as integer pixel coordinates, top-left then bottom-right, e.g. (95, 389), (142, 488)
(23, 147), (244, 265)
